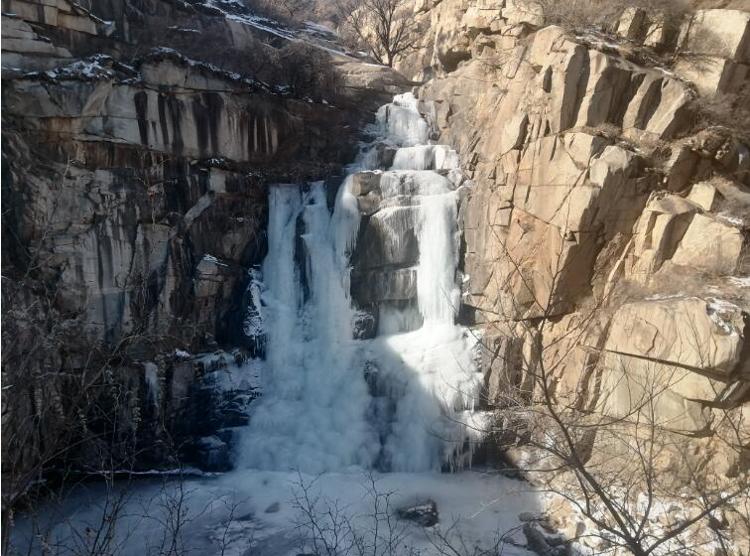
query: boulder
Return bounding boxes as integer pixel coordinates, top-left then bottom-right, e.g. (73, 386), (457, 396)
(194, 435), (232, 471)
(352, 207), (420, 270)
(503, 0), (544, 27)
(624, 194), (701, 282)
(663, 144), (701, 192)
(428, 0), (474, 72)
(687, 181), (719, 211)
(461, 6), (502, 35)
(600, 296), (747, 431)
(605, 296), (745, 377)
(351, 172), (384, 215)
(642, 77), (692, 139)
(674, 9), (750, 95)
(669, 214), (744, 275)
(616, 7), (648, 41)
(523, 522), (567, 556)
(397, 500), (439, 527)
(624, 193), (744, 280)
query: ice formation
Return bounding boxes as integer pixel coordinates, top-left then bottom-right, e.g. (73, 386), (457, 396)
(240, 93), (484, 473)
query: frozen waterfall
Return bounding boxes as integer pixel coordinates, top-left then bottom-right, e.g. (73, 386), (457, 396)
(240, 93), (484, 473)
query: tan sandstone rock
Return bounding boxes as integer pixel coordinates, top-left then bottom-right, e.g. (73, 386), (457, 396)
(669, 214), (744, 275)
(679, 9), (750, 63)
(600, 297), (746, 431)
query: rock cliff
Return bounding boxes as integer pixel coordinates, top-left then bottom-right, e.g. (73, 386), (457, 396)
(2, 0), (749, 543)
(1, 0), (408, 487)
(396, 0), (749, 463)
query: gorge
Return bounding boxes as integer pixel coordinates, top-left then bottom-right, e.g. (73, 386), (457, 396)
(2, 0), (750, 555)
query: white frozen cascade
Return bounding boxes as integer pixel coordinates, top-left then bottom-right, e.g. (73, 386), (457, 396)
(240, 93), (485, 474)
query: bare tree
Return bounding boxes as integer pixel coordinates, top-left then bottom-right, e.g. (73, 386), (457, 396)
(275, 0), (312, 22)
(1, 152), (193, 554)
(463, 225), (750, 555)
(336, 0), (416, 67)
(291, 472), (421, 556)
(278, 41), (342, 101)
(690, 85), (750, 144)
(290, 470), (534, 556)
(247, 0), (314, 24)
(7, 468), (207, 556)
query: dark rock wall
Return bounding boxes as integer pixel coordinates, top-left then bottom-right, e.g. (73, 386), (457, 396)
(0, 0), (378, 486)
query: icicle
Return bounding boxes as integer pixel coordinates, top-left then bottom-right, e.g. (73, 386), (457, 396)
(241, 92), (484, 474)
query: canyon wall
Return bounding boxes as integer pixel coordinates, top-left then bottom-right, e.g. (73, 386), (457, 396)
(398, 0), (749, 466)
(3, 0), (749, 527)
(0, 0), (407, 483)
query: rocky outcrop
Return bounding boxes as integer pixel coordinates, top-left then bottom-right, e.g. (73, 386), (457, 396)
(600, 296), (746, 430)
(672, 9), (750, 96)
(398, 0), (749, 449)
(0, 0), (404, 481)
(388, 6), (749, 552)
(3, 0), (748, 522)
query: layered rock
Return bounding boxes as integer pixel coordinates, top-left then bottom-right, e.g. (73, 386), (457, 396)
(399, 0), (749, 447)
(2, 51), (355, 349)
(0, 0), (401, 480)
(391, 7), (749, 551)
(584, 4), (750, 96)
(3, 0), (749, 516)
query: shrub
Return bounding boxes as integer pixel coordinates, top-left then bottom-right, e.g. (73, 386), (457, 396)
(278, 41), (342, 101)
(691, 85), (750, 142)
(162, 24), (342, 103)
(245, 0), (316, 25)
(531, 0), (690, 38)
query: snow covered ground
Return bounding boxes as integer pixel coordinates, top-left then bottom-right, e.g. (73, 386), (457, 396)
(11, 470), (541, 556)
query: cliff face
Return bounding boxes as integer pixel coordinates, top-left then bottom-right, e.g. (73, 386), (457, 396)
(3, 54), (349, 345)
(3, 0), (749, 519)
(0, 0), (409, 481)
(398, 0), (749, 461)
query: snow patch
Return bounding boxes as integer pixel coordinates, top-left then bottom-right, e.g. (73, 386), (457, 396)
(242, 267), (264, 338)
(706, 298), (742, 335)
(11, 470), (541, 556)
(729, 276), (750, 288)
(716, 212), (745, 227)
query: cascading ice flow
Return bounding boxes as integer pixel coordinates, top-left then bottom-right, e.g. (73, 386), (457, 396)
(241, 93), (485, 473)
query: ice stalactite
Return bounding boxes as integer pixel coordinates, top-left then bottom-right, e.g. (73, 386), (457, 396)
(241, 93), (485, 473)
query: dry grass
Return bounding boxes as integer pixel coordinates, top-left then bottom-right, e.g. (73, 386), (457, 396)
(532, 0), (691, 33)
(690, 87), (750, 143)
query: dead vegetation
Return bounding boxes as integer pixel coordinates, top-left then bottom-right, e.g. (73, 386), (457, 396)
(458, 224), (750, 555)
(690, 86), (750, 143)
(243, 0), (341, 27)
(335, 0), (418, 67)
(531, 0), (691, 38)
(164, 25), (343, 103)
